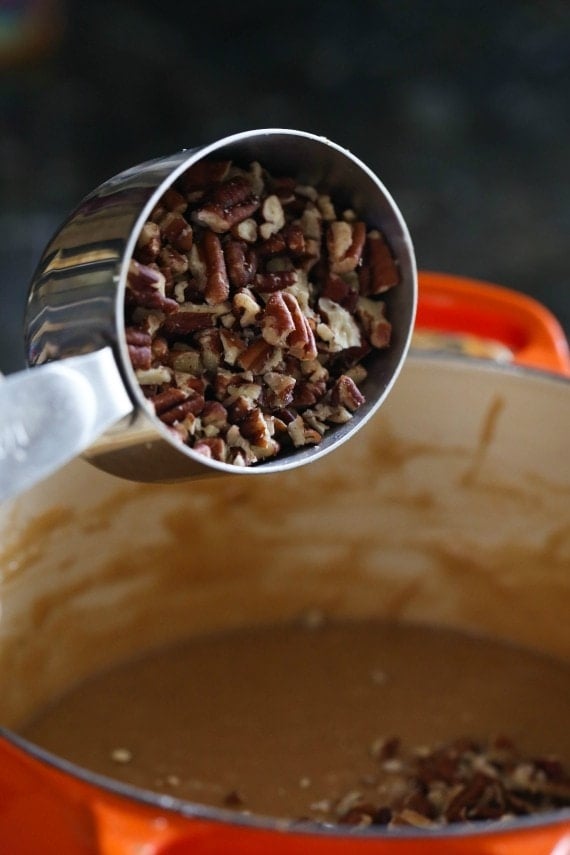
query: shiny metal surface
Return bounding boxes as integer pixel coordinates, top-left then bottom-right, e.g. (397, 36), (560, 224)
(25, 128), (417, 484)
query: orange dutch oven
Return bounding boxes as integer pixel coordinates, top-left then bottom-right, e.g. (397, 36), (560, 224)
(0, 272), (569, 854)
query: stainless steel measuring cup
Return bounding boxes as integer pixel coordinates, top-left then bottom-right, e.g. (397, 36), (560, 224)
(0, 128), (417, 501)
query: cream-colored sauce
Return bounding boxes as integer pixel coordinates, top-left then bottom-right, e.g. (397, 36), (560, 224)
(20, 619), (570, 821)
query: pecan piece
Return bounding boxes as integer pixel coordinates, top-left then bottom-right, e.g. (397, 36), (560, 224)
(126, 260), (178, 314)
(263, 371), (296, 408)
(231, 217), (258, 243)
(158, 211), (193, 252)
(201, 230), (230, 305)
(193, 436), (227, 461)
(239, 407), (275, 450)
(195, 328), (223, 371)
(356, 297), (392, 348)
(317, 297), (362, 352)
(233, 288), (261, 327)
(161, 187), (188, 213)
(160, 398), (205, 425)
(254, 270), (297, 292)
(282, 292), (318, 360)
(359, 229), (400, 295)
(330, 375), (365, 412)
(259, 193), (285, 239)
(159, 246), (188, 277)
(219, 329), (247, 366)
(320, 272), (359, 312)
(224, 239), (256, 289)
(192, 176), (260, 233)
(261, 292), (296, 347)
(238, 338), (276, 373)
(287, 414), (322, 447)
(327, 220), (367, 274)
(125, 327), (152, 369)
(162, 309), (216, 336)
(150, 387), (189, 416)
(151, 335), (169, 364)
(201, 400), (228, 431)
(177, 159), (231, 195)
(134, 221), (161, 264)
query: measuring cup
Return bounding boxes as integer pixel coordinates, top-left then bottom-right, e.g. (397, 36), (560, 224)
(0, 128), (417, 501)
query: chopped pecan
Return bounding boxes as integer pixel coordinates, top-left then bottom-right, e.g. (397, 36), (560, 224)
(177, 159), (231, 195)
(193, 436), (227, 461)
(219, 329), (247, 366)
(195, 328), (223, 371)
(239, 408), (275, 450)
(254, 270), (297, 292)
(151, 335), (169, 364)
(125, 156), (401, 466)
(263, 371), (296, 408)
(231, 217), (258, 243)
(320, 272), (359, 312)
(330, 375), (365, 412)
(135, 365), (172, 385)
(201, 230), (230, 305)
(287, 415), (322, 447)
(359, 229), (400, 295)
(192, 176), (260, 233)
(162, 308), (216, 336)
(201, 400), (228, 431)
(159, 246), (188, 277)
(158, 395), (205, 425)
(292, 377), (327, 408)
(262, 292), (296, 347)
(126, 260), (178, 314)
(233, 288), (261, 327)
(150, 387), (189, 416)
(327, 220), (367, 274)
(134, 221), (161, 264)
(356, 297), (392, 348)
(317, 297), (362, 352)
(158, 211), (193, 252)
(238, 338), (276, 373)
(283, 292), (318, 360)
(257, 232), (287, 259)
(295, 734), (570, 830)
(317, 194), (336, 221)
(125, 327), (152, 369)
(259, 193), (285, 239)
(282, 223), (306, 257)
(224, 240), (256, 289)
(161, 187), (188, 213)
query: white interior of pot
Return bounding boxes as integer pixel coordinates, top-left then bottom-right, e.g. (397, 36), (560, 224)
(0, 356), (569, 730)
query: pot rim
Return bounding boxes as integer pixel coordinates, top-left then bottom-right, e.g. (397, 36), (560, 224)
(406, 348), (570, 386)
(4, 717), (570, 841)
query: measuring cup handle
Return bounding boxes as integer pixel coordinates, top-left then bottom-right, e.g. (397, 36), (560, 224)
(0, 348), (133, 502)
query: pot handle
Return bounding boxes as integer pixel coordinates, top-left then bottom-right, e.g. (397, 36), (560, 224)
(416, 271), (570, 376)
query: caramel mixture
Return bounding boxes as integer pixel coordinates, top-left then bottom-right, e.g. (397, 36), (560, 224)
(21, 620), (570, 824)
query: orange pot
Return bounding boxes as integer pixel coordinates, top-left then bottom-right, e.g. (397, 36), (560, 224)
(0, 274), (569, 854)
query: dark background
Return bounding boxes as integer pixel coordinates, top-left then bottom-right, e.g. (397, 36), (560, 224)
(1, 0), (568, 374)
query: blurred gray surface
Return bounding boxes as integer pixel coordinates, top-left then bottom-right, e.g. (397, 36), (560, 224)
(1, 0), (568, 374)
